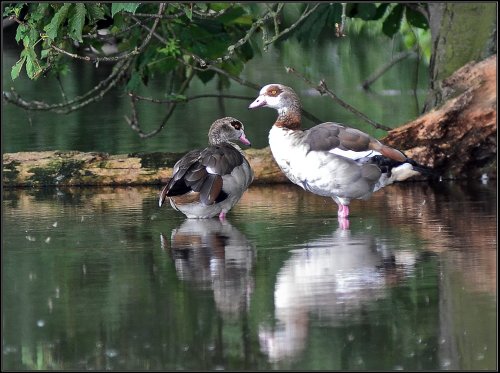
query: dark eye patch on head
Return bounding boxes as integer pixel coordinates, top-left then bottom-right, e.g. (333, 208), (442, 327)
(230, 120), (242, 130)
(266, 85), (282, 97)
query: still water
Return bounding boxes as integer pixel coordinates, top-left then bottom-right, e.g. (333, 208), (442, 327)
(3, 29), (428, 154)
(2, 181), (496, 370)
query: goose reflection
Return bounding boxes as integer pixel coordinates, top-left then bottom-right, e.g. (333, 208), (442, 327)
(161, 219), (255, 317)
(259, 228), (417, 363)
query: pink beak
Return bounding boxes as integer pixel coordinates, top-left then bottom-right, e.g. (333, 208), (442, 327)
(239, 133), (251, 146)
(248, 96), (266, 109)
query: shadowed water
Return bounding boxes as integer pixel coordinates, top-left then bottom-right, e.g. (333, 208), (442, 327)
(2, 181), (496, 370)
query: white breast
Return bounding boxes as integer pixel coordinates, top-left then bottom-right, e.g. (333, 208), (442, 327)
(269, 126), (379, 200)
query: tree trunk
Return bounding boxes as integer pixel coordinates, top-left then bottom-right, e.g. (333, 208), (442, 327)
(424, 3), (496, 111)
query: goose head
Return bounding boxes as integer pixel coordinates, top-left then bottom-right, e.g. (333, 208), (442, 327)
(209, 117), (251, 146)
(248, 84), (300, 115)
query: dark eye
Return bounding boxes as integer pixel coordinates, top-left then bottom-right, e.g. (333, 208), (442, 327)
(231, 120), (242, 130)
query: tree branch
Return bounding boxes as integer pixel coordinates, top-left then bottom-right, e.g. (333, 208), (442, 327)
(286, 67), (392, 131)
(124, 70), (195, 139)
(263, 3), (320, 47)
(131, 93), (257, 104)
(361, 47), (417, 89)
(3, 59), (132, 114)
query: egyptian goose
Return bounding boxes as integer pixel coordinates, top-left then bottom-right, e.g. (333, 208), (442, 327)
(159, 117), (254, 219)
(249, 84), (429, 222)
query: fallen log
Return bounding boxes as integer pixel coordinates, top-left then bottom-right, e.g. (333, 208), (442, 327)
(2, 148), (288, 187)
(382, 54), (496, 180)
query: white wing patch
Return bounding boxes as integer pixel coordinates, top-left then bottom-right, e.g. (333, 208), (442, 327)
(329, 148), (381, 160)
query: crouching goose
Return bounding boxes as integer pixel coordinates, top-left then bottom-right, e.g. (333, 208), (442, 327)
(159, 117), (254, 219)
(249, 84), (431, 222)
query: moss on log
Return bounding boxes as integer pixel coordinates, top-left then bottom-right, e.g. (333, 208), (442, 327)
(2, 148), (288, 187)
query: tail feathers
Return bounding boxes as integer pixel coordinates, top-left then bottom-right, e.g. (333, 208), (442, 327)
(405, 158), (439, 178)
(370, 155), (437, 181)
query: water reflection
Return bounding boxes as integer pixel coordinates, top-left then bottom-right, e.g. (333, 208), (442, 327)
(258, 228), (418, 363)
(160, 219), (255, 318)
(2, 182), (496, 370)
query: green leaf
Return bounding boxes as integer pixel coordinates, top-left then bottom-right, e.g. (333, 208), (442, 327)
(355, 3), (377, 20)
(29, 3), (50, 24)
(68, 3), (87, 42)
(43, 3), (71, 41)
(373, 3), (390, 20)
(24, 47), (41, 79)
(11, 56), (27, 80)
(15, 23), (28, 43)
(405, 7), (429, 29)
(85, 3), (106, 22)
(184, 4), (193, 20)
(111, 3), (140, 18)
(126, 70), (143, 91)
(197, 69), (216, 84)
(382, 4), (404, 38)
(41, 49), (50, 59)
(4, 3), (27, 18)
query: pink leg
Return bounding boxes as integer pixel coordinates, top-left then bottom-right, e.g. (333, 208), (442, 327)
(337, 204), (350, 218)
(338, 216), (350, 230)
(337, 204), (344, 216)
(218, 211), (227, 220)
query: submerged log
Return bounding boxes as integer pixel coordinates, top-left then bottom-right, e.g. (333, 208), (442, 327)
(2, 148), (288, 187)
(382, 55), (496, 180)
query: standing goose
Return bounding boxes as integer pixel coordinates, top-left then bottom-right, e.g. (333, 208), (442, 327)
(249, 84), (429, 222)
(159, 117), (254, 219)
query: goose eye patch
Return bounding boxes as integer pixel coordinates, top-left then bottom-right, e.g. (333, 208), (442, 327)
(231, 120), (242, 130)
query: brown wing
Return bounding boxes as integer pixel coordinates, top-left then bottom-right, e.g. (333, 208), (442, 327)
(305, 122), (406, 162)
(160, 144), (245, 206)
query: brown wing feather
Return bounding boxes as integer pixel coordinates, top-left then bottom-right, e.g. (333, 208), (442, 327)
(159, 143), (245, 207)
(306, 122), (407, 162)
(199, 174), (224, 205)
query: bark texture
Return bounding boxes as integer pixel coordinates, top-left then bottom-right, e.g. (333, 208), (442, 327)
(424, 3), (496, 110)
(382, 55), (496, 180)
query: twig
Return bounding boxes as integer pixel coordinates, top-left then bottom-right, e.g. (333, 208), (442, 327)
(263, 3), (320, 46)
(286, 67), (392, 131)
(125, 70), (195, 138)
(336, 3), (347, 37)
(361, 47), (417, 89)
(131, 93), (257, 104)
(3, 59), (132, 113)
